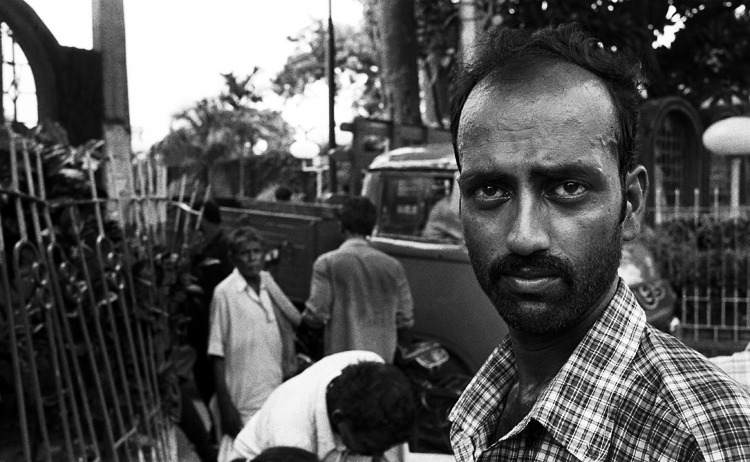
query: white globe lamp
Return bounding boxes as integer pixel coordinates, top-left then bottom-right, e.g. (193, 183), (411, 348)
(289, 139), (320, 160)
(703, 116), (750, 217)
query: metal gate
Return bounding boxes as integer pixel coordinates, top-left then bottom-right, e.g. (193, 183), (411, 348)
(0, 127), (203, 462)
(647, 188), (750, 356)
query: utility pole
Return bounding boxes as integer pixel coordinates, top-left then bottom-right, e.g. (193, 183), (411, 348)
(92, 0), (133, 213)
(327, 0), (338, 193)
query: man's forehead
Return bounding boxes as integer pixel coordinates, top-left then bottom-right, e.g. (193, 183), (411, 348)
(457, 62), (617, 157)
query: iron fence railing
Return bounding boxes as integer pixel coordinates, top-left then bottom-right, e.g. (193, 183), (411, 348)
(0, 128), (206, 462)
(646, 187), (750, 355)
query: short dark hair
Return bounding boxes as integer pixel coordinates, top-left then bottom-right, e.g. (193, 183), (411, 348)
(275, 186), (292, 201)
(450, 23), (644, 181)
(326, 361), (417, 445)
(201, 199), (222, 224)
(249, 447), (319, 462)
(337, 197), (377, 236)
(227, 226), (264, 255)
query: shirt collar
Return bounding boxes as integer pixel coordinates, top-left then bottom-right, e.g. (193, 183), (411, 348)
(451, 279), (646, 461)
(230, 268), (267, 294)
(340, 237), (370, 250)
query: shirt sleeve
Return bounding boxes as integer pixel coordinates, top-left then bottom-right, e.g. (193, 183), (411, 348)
(395, 264), (415, 329)
(207, 286), (228, 357)
(304, 256), (333, 323)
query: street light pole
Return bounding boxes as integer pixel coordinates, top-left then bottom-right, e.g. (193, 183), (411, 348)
(327, 0), (338, 193)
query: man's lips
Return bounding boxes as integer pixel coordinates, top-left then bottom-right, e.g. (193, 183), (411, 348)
(498, 269), (563, 294)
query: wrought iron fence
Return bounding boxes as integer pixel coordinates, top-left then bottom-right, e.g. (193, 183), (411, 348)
(646, 188), (750, 356)
(0, 127), (206, 462)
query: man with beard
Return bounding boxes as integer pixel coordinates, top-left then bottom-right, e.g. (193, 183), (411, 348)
(448, 24), (750, 461)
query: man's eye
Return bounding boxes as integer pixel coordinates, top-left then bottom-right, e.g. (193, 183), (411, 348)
(479, 185), (500, 197)
(550, 181), (587, 198)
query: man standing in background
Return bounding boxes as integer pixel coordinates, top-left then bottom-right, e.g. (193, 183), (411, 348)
(209, 226), (300, 462)
(302, 197), (414, 363)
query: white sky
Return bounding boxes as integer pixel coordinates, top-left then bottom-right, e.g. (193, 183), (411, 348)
(23, 0), (364, 150)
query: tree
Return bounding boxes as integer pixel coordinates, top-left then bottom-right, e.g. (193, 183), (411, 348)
(369, 0), (423, 127)
(475, 0), (750, 109)
(273, 1), (460, 127)
(151, 72), (295, 195)
(273, 20), (383, 117)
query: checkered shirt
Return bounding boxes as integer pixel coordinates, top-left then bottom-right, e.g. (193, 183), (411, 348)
(450, 279), (750, 461)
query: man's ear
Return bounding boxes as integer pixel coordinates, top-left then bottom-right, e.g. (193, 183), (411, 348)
(622, 165), (648, 242)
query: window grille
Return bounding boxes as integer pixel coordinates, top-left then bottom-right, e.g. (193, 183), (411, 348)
(653, 113), (686, 207)
(1, 21), (38, 127)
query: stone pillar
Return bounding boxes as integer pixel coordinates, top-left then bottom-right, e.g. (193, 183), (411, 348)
(92, 0), (133, 208)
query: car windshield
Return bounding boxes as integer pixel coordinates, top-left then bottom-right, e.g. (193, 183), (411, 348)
(375, 173), (463, 243)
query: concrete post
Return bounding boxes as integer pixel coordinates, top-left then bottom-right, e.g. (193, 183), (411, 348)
(92, 0), (133, 209)
(459, 0), (478, 63)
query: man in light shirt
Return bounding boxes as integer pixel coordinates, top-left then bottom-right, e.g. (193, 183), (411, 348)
(209, 226), (300, 462)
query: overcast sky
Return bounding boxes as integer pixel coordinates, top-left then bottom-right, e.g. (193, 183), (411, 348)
(24, 0), (364, 150)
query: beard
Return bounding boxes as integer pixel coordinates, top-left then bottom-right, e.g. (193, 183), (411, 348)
(467, 223), (623, 336)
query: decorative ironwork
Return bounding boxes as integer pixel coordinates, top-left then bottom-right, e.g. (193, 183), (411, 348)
(0, 126), (205, 461)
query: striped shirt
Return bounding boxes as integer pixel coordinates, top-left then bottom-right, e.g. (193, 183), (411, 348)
(450, 279), (750, 461)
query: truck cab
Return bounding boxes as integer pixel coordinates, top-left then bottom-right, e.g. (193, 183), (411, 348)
(362, 143), (675, 374)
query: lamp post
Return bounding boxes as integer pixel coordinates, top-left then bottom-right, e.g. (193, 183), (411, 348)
(290, 139), (326, 199)
(327, 0), (338, 193)
(703, 116), (750, 218)
(239, 141), (250, 197)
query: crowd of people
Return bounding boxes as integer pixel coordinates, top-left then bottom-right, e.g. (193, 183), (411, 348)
(182, 191), (418, 462)
(176, 22), (750, 462)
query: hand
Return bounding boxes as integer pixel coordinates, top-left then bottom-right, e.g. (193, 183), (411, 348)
(219, 400), (244, 438)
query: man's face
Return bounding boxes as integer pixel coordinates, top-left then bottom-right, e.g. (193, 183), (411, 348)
(231, 239), (263, 283)
(456, 63), (633, 335)
(335, 418), (395, 458)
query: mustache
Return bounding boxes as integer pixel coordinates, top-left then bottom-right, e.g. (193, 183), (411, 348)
(489, 253), (573, 280)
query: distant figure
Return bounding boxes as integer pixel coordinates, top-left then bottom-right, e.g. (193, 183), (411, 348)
(274, 186), (292, 202)
(302, 197), (414, 363)
(191, 199), (234, 402)
(209, 226), (301, 462)
(422, 187), (463, 243)
(230, 351), (417, 462)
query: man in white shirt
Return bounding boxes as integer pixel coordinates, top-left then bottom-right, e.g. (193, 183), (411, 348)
(230, 351), (418, 462)
(209, 226), (300, 462)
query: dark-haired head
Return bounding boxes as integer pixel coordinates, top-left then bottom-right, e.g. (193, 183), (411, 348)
(246, 446), (319, 462)
(451, 23), (644, 185)
(337, 197), (377, 237)
(326, 361), (417, 455)
(200, 199), (222, 224)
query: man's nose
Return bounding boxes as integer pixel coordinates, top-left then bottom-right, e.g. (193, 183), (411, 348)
(505, 194), (550, 256)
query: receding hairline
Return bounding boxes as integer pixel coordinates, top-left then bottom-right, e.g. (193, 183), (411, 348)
(457, 60), (619, 156)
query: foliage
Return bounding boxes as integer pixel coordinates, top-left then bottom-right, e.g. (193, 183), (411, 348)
(274, 1), (460, 124)
(275, 1), (750, 126)
(476, 0), (750, 108)
(152, 72), (295, 183)
(643, 216), (750, 323)
(273, 19), (384, 117)
(657, 2), (750, 108)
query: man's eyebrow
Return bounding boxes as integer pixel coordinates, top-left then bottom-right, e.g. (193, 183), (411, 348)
(529, 162), (605, 179)
(458, 162), (607, 186)
(458, 170), (515, 186)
